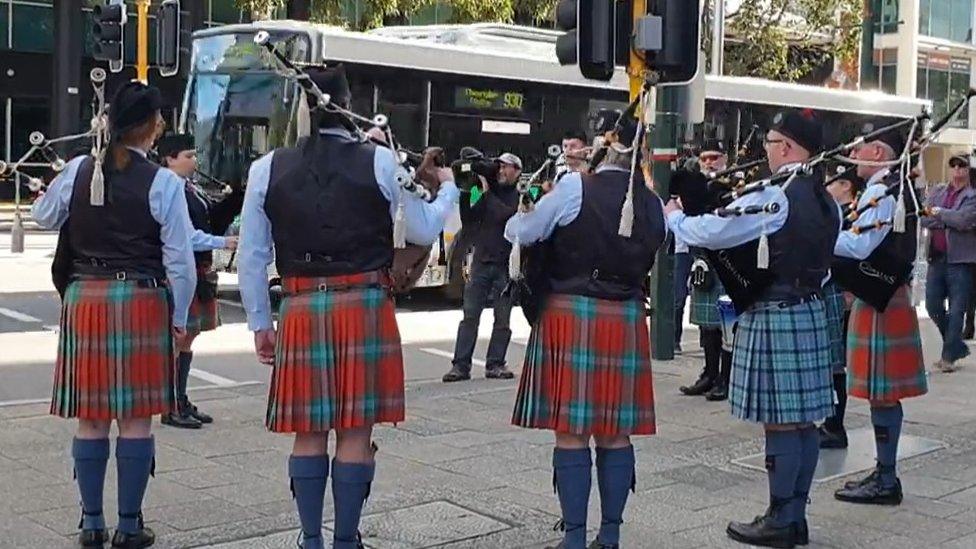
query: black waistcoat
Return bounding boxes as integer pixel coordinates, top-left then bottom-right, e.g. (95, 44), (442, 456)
(264, 135), (393, 277)
(184, 180), (214, 265)
(546, 169), (666, 300)
(472, 184), (518, 264)
(68, 151), (164, 278)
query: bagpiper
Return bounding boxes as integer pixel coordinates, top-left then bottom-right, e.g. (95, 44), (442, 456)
(506, 114), (666, 549)
(666, 110), (839, 548)
(32, 81), (197, 548)
(155, 133), (238, 429)
(237, 65), (458, 549)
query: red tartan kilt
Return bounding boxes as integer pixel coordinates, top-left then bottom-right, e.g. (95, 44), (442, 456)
(512, 293), (656, 436)
(51, 280), (175, 420)
(186, 294), (219, 335)
(847, 286), (927, 403)
(266, 274), (404, 433)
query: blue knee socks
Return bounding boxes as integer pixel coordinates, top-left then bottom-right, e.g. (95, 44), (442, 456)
(73, 438), (110, 531)
(765, 430), (801, 527)
(289, 456), (329, 549)
(595, 446), (635, 546)
(794, 427), (820, 525)
(872, 404), (903, 487)
(553, 448), (591, 549)
(115, 437), (154, 534)
(331, 459), (375, 549)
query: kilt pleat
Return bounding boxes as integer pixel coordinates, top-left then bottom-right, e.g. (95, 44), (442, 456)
(847, 286), (927, 403)
(266, 275), (404, 433)
(511, 293), (656, 436)
(186, 295), (219, 335)
(51, 280), (175, 420)
(690, 281), (722, 328)
(823, 281), (847, 374)
(729, 299), (834, 424)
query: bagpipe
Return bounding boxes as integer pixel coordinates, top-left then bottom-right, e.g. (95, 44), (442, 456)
(252, 31), (447, 294)
(672, 90), (976, 313)
(0, 68), (111, 298)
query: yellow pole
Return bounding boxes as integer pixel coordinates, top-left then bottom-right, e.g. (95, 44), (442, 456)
(627, 0), (647, 102)
(136, 0), (151, 83)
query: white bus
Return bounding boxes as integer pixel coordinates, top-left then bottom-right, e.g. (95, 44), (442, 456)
(179, 21), (928, 298)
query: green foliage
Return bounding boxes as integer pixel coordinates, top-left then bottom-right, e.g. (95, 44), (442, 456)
(723, 0), (863, 82)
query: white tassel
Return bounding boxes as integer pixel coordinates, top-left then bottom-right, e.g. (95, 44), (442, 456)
(296, 91), (311, 138)
(393, 197), (407, 249)
(618, 183), (634, 237)
(508, 239), (522, 281)
(89, 156), (105, 206)
(893, 191), (907, 233)
(757, 233), (770, 269)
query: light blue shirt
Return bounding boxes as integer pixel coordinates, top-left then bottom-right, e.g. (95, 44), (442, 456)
(834, 170), (894, 260)
(667, 185), (789, 250)
(504, 166), (668, 245)
(31, 153), (198, 328)
(239, 130), (460, 331)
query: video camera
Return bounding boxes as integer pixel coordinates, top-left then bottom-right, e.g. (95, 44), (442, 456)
(451, 147), (500, 191)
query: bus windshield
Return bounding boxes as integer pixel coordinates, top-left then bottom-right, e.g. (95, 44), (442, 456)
(181, 31), (311, 184)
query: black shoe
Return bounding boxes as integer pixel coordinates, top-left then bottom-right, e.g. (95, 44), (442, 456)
(726, 508), (797, 549)
(964, 323), (974, 341)
(834, 475), (903, 506)
(679, 375), (714, 396)
(112, 514), (155, 549)
(705, 383), (728, 401)
(442, 367), (471, 382)
(674, 342), (683, 354)
(185, 402), (213, 424)
(842, 467), (881, 490)
(79, 529), (110, 547)
(485, 366), (515, 379)
(794, 520), (809, 546)
(588, 540), (619, 549)
(817, 424), (848, 449)
(161, 411), (202, 429)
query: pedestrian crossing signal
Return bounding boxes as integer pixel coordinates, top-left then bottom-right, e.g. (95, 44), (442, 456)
(156, 0), (181, 77)
(554, 0), (618, 82)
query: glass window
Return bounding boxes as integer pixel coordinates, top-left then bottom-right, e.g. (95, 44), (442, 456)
(919, 0), (930, 35)
(10, 98), (51, 161)
(11, 3), (55, 53)
(951, 0), (974, 42)
(920, 0), (974, 42)
(880, 65), (897, 94)
(877, 0), (899, 33)
(918, 62), (971, 128)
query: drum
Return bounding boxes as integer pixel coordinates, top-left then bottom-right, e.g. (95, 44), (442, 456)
(717, 294), (738, 352)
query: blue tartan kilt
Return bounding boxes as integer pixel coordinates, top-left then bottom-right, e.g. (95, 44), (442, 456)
(729, 299), (834, 424)
(690, 280), (723, 328)
(822, 281), (847, 374)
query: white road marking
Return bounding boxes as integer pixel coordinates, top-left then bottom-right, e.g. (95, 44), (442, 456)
(0, 381), (264, 408)
(0, 307), (43, 323)
(188, 368), (238, 387)
(420, 347), (485, 367)
(43, 325), (60, 333)
(217, 298), (244, 309)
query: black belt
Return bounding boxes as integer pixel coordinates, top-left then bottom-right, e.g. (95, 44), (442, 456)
(767, 292), (821, 309)
(72, 272), (164, 288)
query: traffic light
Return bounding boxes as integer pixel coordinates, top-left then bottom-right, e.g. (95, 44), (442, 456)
(92, 0), (127, 73)
(156, 0), (181, 77)
(640, 0), (702, 84)
(554, 0), (620, 81)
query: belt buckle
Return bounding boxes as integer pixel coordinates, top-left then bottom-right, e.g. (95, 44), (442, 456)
(317, 282), (328, 292)
(115, 272), (127, 281)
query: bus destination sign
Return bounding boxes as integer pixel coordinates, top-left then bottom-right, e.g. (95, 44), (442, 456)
(455, 87), (525, 112)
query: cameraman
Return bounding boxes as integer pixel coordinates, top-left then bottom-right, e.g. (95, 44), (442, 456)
(444, 153), (523, 382)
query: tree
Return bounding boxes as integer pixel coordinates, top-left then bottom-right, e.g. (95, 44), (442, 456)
(236, 0), (557, 30)
(719, 0), (862, 83)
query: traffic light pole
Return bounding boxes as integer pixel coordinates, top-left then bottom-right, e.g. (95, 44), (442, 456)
(136, 0), (151, 83)
(649, 87), (677, 360)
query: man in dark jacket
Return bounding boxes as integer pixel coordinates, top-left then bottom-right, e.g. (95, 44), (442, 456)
(444, 153), (523, 382)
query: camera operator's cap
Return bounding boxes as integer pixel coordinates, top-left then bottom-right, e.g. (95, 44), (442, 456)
(109, 80), (163, 134)
(700, 138), (726, 155)
(498, 153), (523, 170)
(156, 133), (195, 159)
(859, 118), (906, 155)
(770, 109), (823, 154)
(949, 152), (971, 166)
(306, 64), (351, 106)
